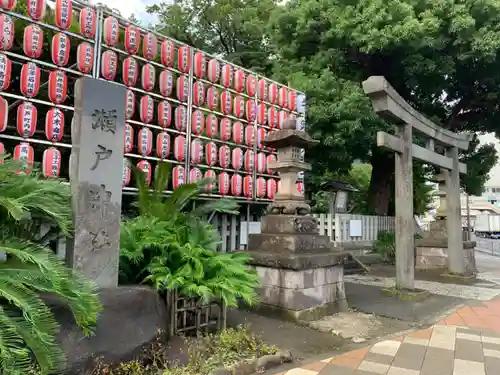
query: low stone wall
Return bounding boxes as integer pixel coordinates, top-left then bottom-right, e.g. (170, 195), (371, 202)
(415, 240), (476, 274)
(254, 264), (348, 321)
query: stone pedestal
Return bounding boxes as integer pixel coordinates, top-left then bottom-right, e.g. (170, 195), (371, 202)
(415, 219), (477, 274)
(248, 215), (348, 321)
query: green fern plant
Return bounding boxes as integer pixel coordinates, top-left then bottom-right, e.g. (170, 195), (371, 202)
(119, 162), (259, 307)
(0, 154), (102, 375)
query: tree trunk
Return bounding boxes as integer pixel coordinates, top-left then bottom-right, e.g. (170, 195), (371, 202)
(368, 148), (394, 215)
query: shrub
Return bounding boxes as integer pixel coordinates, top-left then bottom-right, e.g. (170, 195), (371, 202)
(119, 163), (259, 307)
(373, 230), (423, 263)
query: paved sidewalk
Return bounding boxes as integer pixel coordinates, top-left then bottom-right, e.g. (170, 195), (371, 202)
(275, 299), (500, 375)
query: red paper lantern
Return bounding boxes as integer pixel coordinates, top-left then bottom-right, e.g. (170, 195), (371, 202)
(220, 91), (232, 115)
(297, 181), (304, 196)
(207, 59), (220, 82)
(192, 82), (205, 106)
(244, 125), (255, 147)
(172, 166), (185, 188)
(255, 152), (266, 174)
(266, 179), (277, 199)
(218, 172), (230, 195)
(0, 54), (11, 91)
(191, 110), (204, 135)
(246, 100), (256, 122)
(156, 131), (171, 159)
(161, 40), (175, 67)
(139, 95), (154, 124)
(206, 87), (218, 110)
(0, 96), (7, 132)
(76, 42), (94, 74)
(51, 33), (71, 66)
(190, 167), (203, 183)
(137, 127), (153, 156)
(232, 121), (244, 144)
(177, 46), (191, 73)
(159, 70), (174, 97)
(176, 75), (189, 102)
(257, 79), (267, 101)
(257, 103), (267, 125)
(268, 107), (278, 128)
(142, 32), (158, 60)
(257, 128), (266, 149)
(220, 118), (231, 141)
(55, 0), (72, 30)
(13, 142), (34, 174)
(103, 16), (119, 46)
(0, 14), (14, 50)
(256, 177), (266, 198)
(142, 63), (156, 91)
(221, 64), (233, 88)
(204, 169), (216, 192)
(288, 90), (297, 111)
(125, 89), (135, 120)
(123, 123), (134, 153)
(194, 51), (206, 78)
(218, 145), (231, 169)
(79, 7), (96, 38)
(231, 174), (242, 196)
(45, 107), (64, 142)
(232, 147), (244, 170)
(23, 24), (43, 58)
(122, 56), (138, 87)
(27, 0), (46, 21)
(42, 147), (61, 178)
(48, 70), (67, 104)
(174, 135), (186, 161)
(233, 96), (245, 118)
(205, 142), (218, 166)
(244, 175), (253, 199)
(101, 50), (118, 81)
(0, 0), (16, 10)
(278, 110), (288, 129)
(268, 83), (278, 105)
(175, 106), (187, 131)
(246, 74), (257, 97)
(124, 25), (140, 54)
(244, 150), (254, 172)
(234, 70), (245, 93)
(206, 114), (218, 138)
(157, 100), (172, 128)
(137, 160), (152, 185)
(17, 101), (37, 138)
(190, 139), (204, 164)
(278, 87), (288, 108)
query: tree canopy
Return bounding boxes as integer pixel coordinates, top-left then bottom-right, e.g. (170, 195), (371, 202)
(147, 0), (499, 215)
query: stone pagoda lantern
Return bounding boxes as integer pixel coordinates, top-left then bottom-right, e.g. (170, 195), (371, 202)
(247, 118), (348, 322)
(415, 171), (476, 274)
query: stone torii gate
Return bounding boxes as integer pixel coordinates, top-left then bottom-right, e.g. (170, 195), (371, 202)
(362, 76), (472, 290)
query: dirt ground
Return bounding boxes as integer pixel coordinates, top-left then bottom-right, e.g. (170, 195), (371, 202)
(226, 308), (414, 363)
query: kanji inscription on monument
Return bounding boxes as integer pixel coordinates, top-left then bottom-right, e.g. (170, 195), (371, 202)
(67, 77), (126, 287)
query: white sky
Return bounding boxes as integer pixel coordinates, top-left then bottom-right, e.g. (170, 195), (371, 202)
(92, 0), (160, 24)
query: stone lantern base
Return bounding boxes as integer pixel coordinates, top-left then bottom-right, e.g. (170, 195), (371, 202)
(415, 219), (477, 274)
(248, 215), (349, 322)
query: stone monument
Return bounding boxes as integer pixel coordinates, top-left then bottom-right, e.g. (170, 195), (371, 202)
(66, 77), (126, 287)
(248, 118), (348, 322)
(415, 171), (476, 274)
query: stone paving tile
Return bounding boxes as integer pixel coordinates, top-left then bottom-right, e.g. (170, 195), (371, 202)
(279, 299), (500, 375)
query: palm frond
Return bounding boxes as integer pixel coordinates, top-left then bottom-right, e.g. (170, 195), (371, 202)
(0, 154), (101, 374)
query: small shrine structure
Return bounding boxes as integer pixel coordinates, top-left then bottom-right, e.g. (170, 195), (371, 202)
(247, 118), (348, 321)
